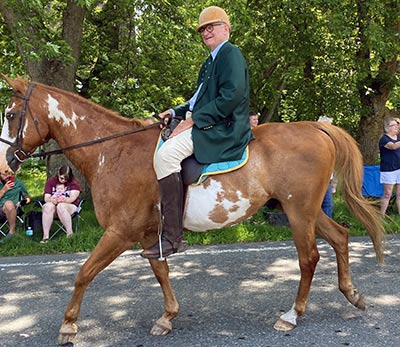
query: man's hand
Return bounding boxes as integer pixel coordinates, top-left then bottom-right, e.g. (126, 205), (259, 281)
(170, 117), (195, 138)
(158, 109), (173, 128)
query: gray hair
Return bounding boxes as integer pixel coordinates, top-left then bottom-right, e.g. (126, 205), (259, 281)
(383, 117), (398, 132)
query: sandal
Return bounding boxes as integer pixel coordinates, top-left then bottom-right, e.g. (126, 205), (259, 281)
(40, 239), (48, 244)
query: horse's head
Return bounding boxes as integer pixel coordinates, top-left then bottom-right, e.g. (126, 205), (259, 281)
(0, 75), (49, 174)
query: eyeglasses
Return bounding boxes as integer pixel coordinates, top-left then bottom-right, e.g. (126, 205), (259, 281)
(198, 22), (225, 34)
(389, 123), (399, 127)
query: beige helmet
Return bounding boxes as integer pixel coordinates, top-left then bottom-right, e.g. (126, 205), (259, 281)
(196, 6), (230, 32)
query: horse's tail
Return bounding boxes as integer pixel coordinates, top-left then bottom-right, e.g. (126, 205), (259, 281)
(314, 122), (385, 264)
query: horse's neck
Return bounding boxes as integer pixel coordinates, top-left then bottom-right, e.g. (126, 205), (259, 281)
(46, 93), (141, 181)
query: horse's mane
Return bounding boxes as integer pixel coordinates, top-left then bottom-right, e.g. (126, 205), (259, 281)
(11, 75), (144, 128)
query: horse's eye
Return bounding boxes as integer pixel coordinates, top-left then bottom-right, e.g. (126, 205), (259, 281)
(5, 112), (15, 120)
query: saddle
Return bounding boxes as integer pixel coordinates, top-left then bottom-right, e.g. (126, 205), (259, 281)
(157, 120), (249, 186)
(181, 149), (248, 185)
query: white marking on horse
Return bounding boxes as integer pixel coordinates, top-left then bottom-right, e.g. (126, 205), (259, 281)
(47, 94), (78, 128)
(1, 103), (17, 143)
(279, 303), (298, 326)
(287, 194), (292, 200)
(98, 153), (105, 171)
(183, 178), (250, 231)
(0, 103), (19, 169)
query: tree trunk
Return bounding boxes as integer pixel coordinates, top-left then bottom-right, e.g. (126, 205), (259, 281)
(357, 56), (399, 165)
(355, 1), (399, 165)
(39, 1), (86, 187)
(0, 0), (88, 190)
(357, 106), (384, 166)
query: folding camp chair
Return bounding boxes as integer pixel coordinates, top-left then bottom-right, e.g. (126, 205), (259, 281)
(0, 213), (25, 237)
(362, 165), (384, 198)
(0, 197), (28, 238)
(36, 199), (87, 240)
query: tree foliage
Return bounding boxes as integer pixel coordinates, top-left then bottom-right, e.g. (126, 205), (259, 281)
(0, 0), (399, 165)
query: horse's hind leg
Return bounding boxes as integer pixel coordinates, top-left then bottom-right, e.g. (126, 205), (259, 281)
(315, 212), (366, 310)
(147, 258), (179, 336)
(274, 217), (320, 331)
(58, 231), (131, 345)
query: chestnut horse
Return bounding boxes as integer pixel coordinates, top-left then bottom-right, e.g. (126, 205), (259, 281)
(0, 76), (384, 344)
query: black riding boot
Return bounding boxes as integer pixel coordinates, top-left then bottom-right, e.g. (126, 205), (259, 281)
(141, 172), (187, 259)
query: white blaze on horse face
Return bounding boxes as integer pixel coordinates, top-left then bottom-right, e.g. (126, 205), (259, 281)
(47, 94), (79, 128)
(183, 178), (250, 231)
(0, 103), (17, 171)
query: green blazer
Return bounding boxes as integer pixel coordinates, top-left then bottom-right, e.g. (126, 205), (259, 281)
(174, 41), (254, 164)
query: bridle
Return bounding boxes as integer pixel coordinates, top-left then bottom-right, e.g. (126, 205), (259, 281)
(0, 83), (40, 162)
(0, 83), (162, 163)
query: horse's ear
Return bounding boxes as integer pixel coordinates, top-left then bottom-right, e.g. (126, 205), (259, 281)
(2, 74), (14, 87)
(1, 74), (28, 93)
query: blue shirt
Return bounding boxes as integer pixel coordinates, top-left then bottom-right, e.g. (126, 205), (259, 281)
(188, 40), (228, 111)
(379, 134), (400, 172)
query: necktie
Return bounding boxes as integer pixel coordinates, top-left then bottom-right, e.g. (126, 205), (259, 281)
(200, 55), (212, 82)
(189, 55), (213, 111)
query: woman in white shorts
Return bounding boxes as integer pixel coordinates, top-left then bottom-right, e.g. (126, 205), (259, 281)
(379, 117), (400, 215)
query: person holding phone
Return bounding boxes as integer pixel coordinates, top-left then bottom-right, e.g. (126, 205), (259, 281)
(0, 172), (31, 241)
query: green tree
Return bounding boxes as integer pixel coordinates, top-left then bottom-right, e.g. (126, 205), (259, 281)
(0, 0), (399, 167)
(0, 0), (89, 181)
(354, 0), (399, 164)
(234, 0), (399, 163)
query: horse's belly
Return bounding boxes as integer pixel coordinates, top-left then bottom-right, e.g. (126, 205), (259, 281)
(183, 178), (251, 231)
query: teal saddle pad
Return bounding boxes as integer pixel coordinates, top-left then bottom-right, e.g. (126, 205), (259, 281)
(155, 136), (249, 185)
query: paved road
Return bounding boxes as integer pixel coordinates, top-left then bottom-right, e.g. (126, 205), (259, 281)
(0, 235), (399, 347)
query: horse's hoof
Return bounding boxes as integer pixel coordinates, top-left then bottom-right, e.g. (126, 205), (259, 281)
(355, 293), (366, 311)
(57, 323), (78, 345)
(150, 318), (172, 336)
(273, 318), (296, 331)
(350, 288), (366, 311)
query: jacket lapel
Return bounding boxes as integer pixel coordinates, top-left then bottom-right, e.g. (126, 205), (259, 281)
(196, 56), (215, 102)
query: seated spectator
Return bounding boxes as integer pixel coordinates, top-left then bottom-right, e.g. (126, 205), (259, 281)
(41, 165), (81, 243)
(0, 172), (31, 242)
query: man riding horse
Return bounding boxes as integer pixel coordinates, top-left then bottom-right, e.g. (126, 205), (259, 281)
(141, 6), (254, 259)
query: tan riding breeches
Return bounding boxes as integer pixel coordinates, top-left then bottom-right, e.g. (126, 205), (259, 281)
(154, 128), (194, 180)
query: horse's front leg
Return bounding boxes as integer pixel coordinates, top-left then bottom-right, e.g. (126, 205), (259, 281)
(58, 231), (131, 345)
(274, 217), (320, 331)
(147, 258), (179, 336)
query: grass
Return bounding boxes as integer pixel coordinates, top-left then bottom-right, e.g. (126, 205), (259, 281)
(0, 160), (399, 257)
